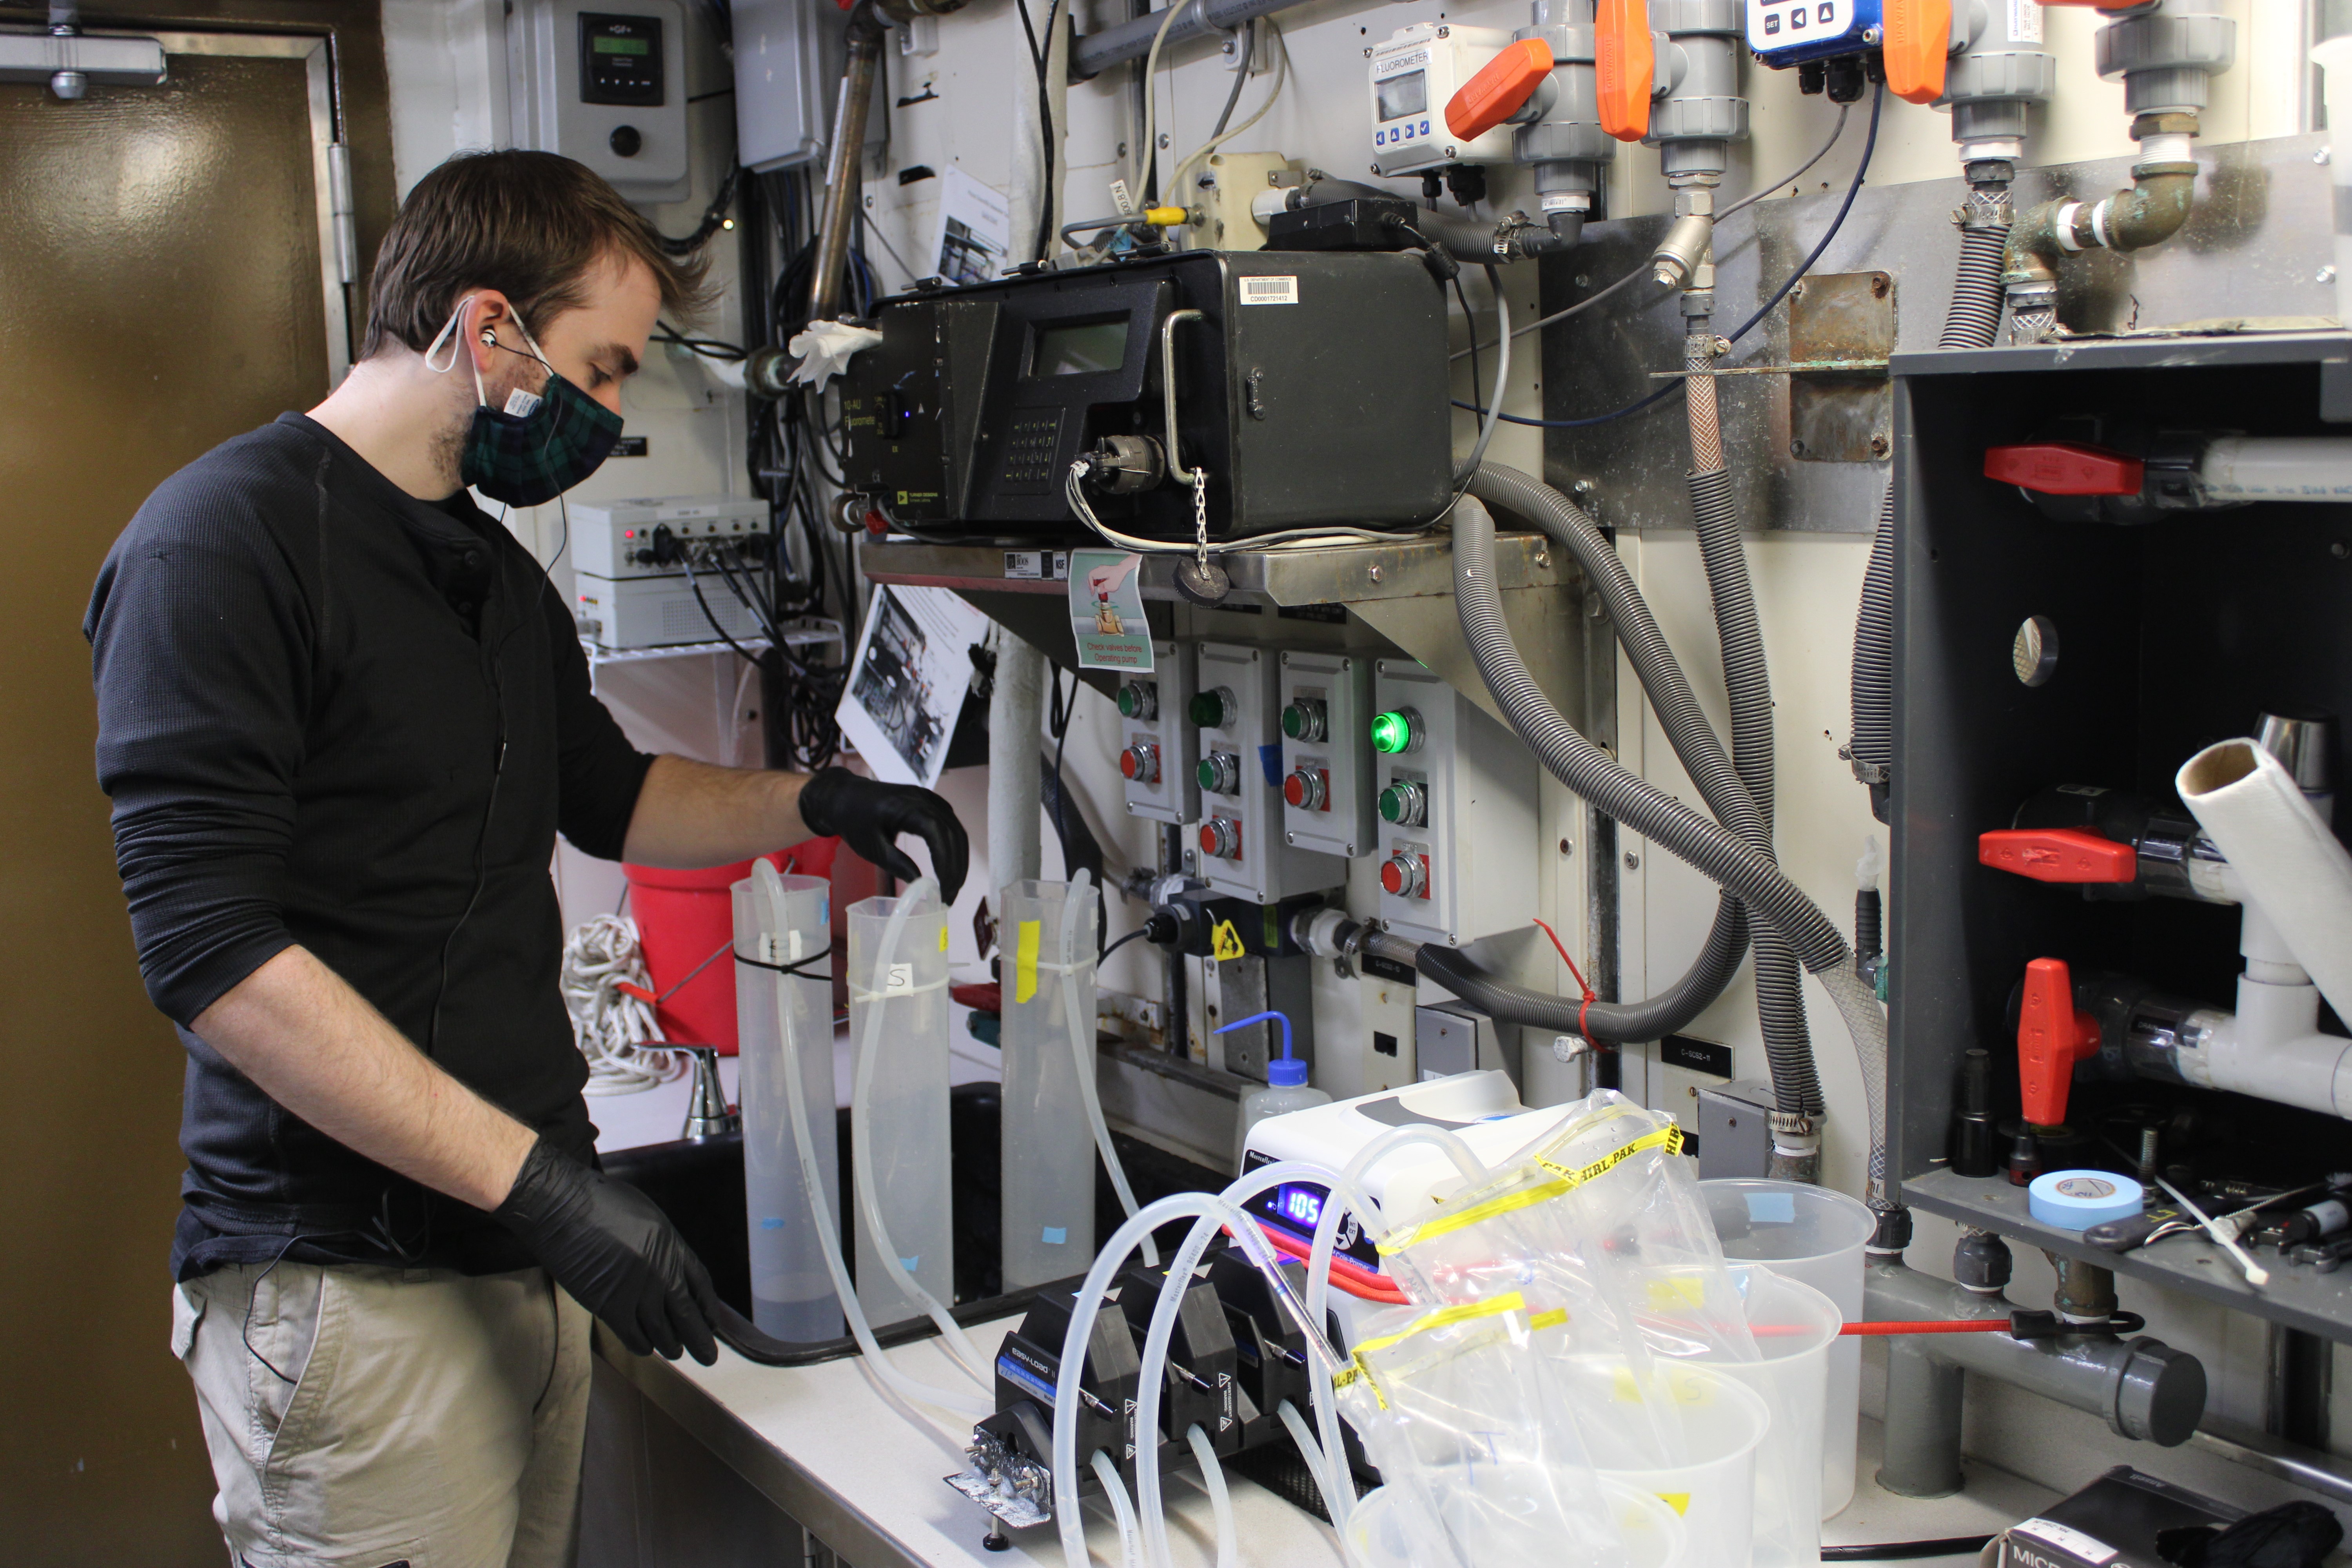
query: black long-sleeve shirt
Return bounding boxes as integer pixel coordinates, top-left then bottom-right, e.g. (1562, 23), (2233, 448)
(87, 413), (653, 1279)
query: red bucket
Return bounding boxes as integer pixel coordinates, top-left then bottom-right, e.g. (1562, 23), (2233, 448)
(622, 837), (846, 1054)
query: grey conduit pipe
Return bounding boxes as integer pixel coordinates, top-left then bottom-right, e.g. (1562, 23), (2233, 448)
(1684, 325), (1826, 1149)
(1452, 495), (1898, 1211)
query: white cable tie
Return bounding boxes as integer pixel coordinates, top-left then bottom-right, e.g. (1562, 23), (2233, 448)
(846, 976), (951, 1004)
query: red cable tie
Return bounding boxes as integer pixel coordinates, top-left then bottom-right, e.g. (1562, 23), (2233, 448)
(1532, 917), (1601, 1044)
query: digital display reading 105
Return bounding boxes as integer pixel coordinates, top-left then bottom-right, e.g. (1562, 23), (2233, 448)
(1274, 1184), (1326, 1229)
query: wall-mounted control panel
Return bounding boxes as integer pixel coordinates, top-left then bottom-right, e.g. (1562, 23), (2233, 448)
(511, 0), (690, 201)
(1371, 662), (1538, 946)
(1119, 641), (1200, 826)
(1278, 650), (1375, 860)
(1194, 642), (1349, 903)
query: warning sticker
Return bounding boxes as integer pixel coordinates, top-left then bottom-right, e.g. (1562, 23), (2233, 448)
(1239, 275), (1299, 306)
(1210, 919), (1247, 961)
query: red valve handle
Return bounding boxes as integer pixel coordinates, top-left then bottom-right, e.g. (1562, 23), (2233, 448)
(1984, 442), (2146, 497)
(1882, 0), (1953, 106)
(1446, 38), (1555, 142)
(1978, 827), (2138, 885)
(1595, 0), (1653, 142)
(2018, 957), (2101, 1128)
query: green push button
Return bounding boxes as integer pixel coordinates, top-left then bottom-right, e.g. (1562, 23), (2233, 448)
(1370, 709), (1416, 755)
(1378, 783), (1409, 823)
(1116, 682), (1150, 719)
(1196, 757), (1219, 790)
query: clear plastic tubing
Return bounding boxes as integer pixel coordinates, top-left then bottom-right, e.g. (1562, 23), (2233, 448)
(1000, 877), (1101, 1289)
(1051, 1181), (1341, 1568)
(1059, 870), (1157, 1266)
(735, 869), (843, 1341)
(1134, 1160), (1353, 1568)
(1305, 1125), (1492, 1526)
(849, 878), (988, 1380)
(754, 864), (990, 1418)
(1185, 1423), (1240, 1568)
(1091, 1450), (1143, 1568)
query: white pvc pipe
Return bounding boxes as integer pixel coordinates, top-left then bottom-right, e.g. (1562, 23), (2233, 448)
(2199, 436), (2352, 503)
(755, 865), (992, 1419)
(990, 637), (1046, 899)
(2177, 740), (2352, 1026)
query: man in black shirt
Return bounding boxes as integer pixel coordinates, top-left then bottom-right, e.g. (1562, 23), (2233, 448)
(86, 151), (968, 1568)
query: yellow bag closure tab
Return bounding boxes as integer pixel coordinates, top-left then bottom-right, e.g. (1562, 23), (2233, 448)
(1332, 1292), (1532, 1407)
(1377, 1123), (1684, 1256)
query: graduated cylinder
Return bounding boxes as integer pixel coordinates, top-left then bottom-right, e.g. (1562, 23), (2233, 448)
(998, 880), (1098, 1290)
(735, 870), (843, 1342)
(848, 892), (954, 1322)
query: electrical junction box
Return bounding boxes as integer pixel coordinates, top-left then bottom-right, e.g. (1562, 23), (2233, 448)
(1746, 0), (1878, 66)
(1118, 640), (1201, 826)
(1415, 1000), (1519, 1085)
(510, 1), (690, 203)
(1370, 661), (1539, 946)
(727, 0), (888, 174)
(1278, 650), (1374, 859)
(1187, 151), (1304, 251)
(575, 570), (763, 650)
(1368, 24), (1516, 177)
(568, 494), (770, 580)
(1193, 641), (1348, 904)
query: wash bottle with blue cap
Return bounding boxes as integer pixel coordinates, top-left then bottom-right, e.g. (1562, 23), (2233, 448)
(1218, 1010), (1329, 1167)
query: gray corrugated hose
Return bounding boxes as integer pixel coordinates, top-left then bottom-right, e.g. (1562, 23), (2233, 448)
(1684, 326), (1826, 1148)
(1451, 494), (1896, 1209)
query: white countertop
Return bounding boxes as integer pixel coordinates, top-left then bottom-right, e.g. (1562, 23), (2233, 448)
(606, 1317), (2055, 1568)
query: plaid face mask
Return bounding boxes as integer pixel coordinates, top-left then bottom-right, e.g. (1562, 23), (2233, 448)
(425, 298), (625, 507)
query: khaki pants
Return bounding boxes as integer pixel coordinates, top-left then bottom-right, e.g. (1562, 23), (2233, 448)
(172, 1261), (592, 1568)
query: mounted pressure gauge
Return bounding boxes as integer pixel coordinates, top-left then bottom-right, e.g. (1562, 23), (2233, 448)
(1746, 0), (1880, 67)
(1367, 24), (1517, 176)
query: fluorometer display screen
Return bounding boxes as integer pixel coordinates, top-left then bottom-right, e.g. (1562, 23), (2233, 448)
(1273, 1184), (1326, 1229)
(1376, 69), (1428, 122)
(1031, 319), (1129, 377)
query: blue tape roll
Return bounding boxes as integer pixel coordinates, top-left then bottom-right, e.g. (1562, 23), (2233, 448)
(2029, 1169), (2146, 1230)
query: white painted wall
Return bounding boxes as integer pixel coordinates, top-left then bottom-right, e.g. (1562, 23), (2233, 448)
(374, 0), (2352, 1488)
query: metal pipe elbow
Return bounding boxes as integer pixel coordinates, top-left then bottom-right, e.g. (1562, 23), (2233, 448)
(2105, 165), (2196, 251)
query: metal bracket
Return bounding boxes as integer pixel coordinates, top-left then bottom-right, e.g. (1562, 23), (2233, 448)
(1787, 271), (1897, 463)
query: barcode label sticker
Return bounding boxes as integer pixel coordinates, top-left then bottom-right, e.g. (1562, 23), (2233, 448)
(1240, 275), (1299, 306)
(2011, 1519), (2118, 1566)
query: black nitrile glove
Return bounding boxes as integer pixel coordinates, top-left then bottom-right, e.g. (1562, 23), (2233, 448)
(797, 765), (969, 902)
(493, 1137), (720, 1365)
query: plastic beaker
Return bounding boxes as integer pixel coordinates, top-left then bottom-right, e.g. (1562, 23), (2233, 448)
(733, 872), (842, 1341)
(1697, 1267), (1838, 1568)
(1700, 1178), (1871, 1517)
(847, 892), (953, 1323)
(998, 880), (1096, 1290)
(1563, 1357), (1771, 1568)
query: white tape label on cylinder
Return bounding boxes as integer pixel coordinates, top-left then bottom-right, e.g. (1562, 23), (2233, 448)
(2011, 1519), (2118, 1566)
(885, 962), (916, 995)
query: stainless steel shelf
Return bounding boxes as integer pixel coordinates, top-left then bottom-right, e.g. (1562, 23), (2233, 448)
(858, 531), (1567, 608)
(579, 618), (845, 668)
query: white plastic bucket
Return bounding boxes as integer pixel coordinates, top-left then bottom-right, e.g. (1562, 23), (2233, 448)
(1346, 1478), (1690, 1568)
(1560, 1357), (1772, 1568)
(1700, 1267), (1839, 1568)
(1701, 1178), (1871, 1516)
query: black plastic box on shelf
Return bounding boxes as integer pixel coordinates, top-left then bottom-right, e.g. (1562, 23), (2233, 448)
(1885, 332), (2352, 1332)
(837, 249), (1452, 540)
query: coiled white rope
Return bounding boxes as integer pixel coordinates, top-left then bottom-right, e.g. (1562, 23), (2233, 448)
(561, 914), (683, 1095)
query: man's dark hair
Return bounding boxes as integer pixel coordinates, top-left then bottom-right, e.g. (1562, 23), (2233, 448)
(359, 149), (712, 360)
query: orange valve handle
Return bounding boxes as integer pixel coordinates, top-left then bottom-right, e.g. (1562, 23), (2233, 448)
(1595, 0), (1653, 142)
(2018, 957), (2102, 1128)
(1978, 827), (2138, 885)
(1882, 0), (1953, 106)
(1446, 38), (1555, 142)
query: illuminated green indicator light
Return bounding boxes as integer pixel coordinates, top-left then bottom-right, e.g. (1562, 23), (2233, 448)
(1188, 691), (1226, 728)
(1378, 784), (1410, 823)
(1370, 710), (1415, 754)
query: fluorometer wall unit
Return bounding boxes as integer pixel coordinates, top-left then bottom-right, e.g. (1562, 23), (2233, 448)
(1367, 23), (1519, 175)
(838, 250), (1451, 541)
(1745, 0), (1878, 67)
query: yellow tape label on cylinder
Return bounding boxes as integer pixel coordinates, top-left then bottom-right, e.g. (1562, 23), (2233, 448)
(940, 923), (951, 953)
(1014, 920), (1042, 1004)
(1655, 1493), (1691, 1516)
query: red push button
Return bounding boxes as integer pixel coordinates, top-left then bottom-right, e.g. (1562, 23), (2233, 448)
(1380, 853), (1430, 899)
(1984, 442), (2145, 497)
(1978, 827), (2138, 884)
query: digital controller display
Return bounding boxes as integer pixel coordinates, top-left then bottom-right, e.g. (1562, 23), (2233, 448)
(1274, 1183), (1326, 1229)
